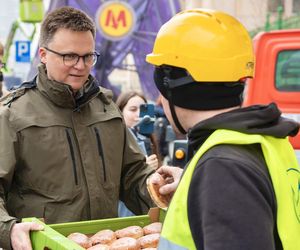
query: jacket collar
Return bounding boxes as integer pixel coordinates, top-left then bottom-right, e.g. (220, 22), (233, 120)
(187, 103), (299, 157)
(36, 64), (100, 109)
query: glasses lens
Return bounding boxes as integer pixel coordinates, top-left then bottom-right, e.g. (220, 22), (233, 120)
(63, 54), (79, 67)
(85, 53), (97, 66)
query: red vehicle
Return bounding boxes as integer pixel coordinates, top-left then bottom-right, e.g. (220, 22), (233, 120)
(244, 29), (300, 151)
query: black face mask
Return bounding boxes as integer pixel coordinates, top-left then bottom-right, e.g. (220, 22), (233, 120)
(0, 71), (3, 82)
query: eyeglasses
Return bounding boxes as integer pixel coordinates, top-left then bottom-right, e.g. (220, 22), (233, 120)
(44, 47), (100, 67)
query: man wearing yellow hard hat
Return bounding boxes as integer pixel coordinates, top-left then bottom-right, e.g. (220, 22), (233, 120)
(147, 9), (300, 250)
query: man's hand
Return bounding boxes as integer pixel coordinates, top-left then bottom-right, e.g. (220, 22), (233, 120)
(146, 154), (159, 169)
(153, 166), (183, 196)
(11, 222), (44, 250)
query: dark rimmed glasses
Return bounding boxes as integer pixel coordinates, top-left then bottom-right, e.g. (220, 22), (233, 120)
(44, 47), (100, 67)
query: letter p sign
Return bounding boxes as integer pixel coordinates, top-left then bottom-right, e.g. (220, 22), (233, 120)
(16, 41), (31, 62)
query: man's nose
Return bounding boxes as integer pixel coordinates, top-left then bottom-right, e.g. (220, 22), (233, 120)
(74, 57), (85, 69)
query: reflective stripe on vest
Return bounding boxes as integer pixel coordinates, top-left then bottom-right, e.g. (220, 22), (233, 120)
(159, 129), (300, 250)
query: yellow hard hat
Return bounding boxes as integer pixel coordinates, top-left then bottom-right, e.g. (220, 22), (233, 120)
(146, 9), (254, 82)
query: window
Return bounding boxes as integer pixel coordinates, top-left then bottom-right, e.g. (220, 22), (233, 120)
(268, 0), (284, 12)
(293, 0), (300, 12)
(276, 50), (300, 91)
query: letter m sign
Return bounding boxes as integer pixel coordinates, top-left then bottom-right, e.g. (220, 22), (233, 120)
(96, 1), (136, 41)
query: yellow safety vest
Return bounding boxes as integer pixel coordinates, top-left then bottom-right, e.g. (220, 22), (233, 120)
(159, 129), (300, 250)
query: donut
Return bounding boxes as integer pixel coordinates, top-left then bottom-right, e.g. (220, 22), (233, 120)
(110, 237), (140, 250)
(90, 229), (116, 245)
(137, 233), (160, 248)
(115, 225), (144, 239)
(146, 173), (171, 209)
(143, 222), (162, 235)
(86, 244), (110, 250)
(67, 232), (91, 248)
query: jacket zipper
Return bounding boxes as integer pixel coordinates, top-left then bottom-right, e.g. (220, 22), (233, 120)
(65, 129), (79, 185)
(94, 127), (107, 182)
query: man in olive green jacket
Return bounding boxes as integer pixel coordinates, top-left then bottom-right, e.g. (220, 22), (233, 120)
(0, 7), (154, 250)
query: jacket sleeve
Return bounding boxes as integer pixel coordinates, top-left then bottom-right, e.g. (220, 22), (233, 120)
(119, 127), (155, 215)
(0, 108), (18, 249)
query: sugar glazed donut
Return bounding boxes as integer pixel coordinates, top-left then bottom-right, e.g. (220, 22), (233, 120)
(137, 233), (160, 248)
(115, 225), (144, 239)
(110, 237), (140, 250)
(86, 244), (110, 250)
(146, 173), (171, 209)
(67, 232), (92, 248)
(143, 222), (162, 235)
(90, 229), (116, 245)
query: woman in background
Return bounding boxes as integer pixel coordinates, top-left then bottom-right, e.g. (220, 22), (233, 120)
(116, 91), (161, 169)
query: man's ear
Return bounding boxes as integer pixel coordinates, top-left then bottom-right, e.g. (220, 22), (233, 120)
(39, 47), (47, 64)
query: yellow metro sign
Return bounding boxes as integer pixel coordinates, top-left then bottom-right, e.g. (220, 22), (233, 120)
(96, 1), (136, 41)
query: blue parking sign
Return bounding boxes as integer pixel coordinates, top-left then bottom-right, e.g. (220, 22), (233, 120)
(16, 41), (31, 62)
